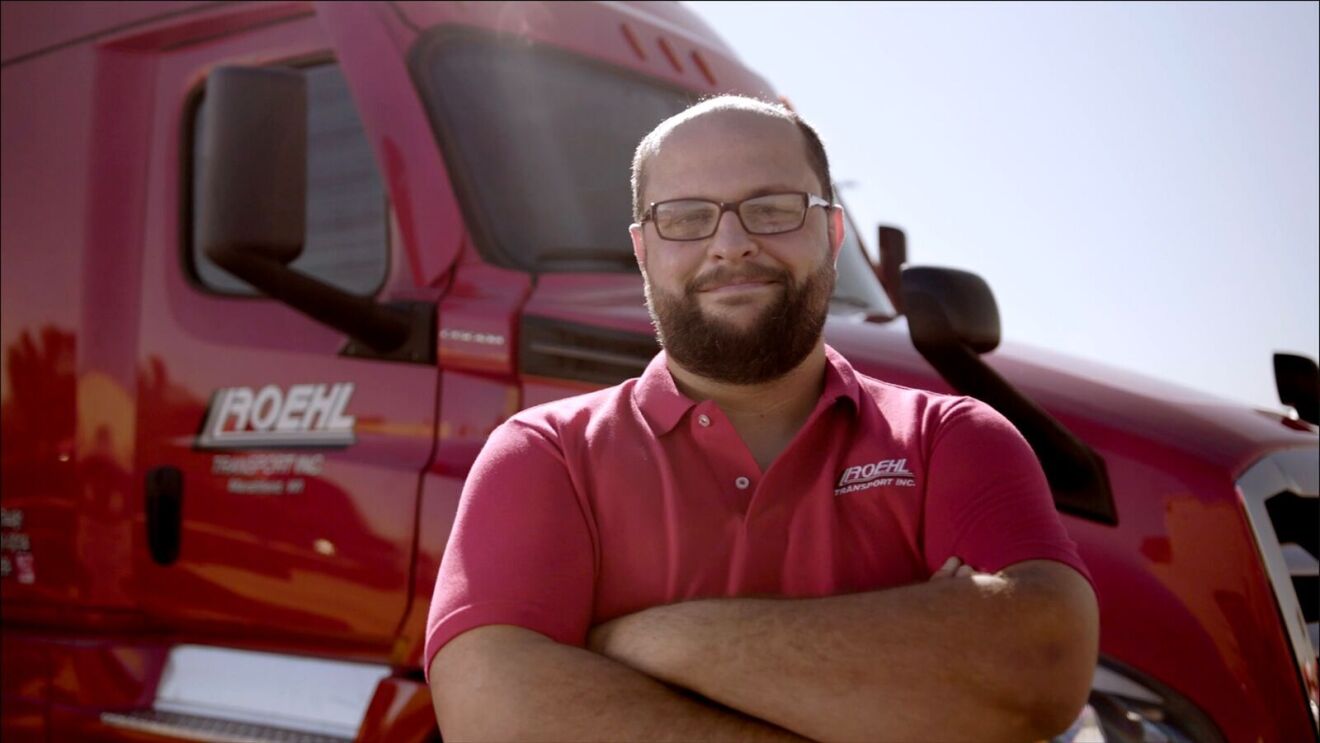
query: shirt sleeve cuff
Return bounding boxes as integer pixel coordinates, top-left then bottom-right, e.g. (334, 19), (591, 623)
(424, 602), (586, 683)
(975, 544), (1096, 595)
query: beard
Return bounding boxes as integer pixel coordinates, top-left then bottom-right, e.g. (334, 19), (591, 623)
(644, 249), (835, 385)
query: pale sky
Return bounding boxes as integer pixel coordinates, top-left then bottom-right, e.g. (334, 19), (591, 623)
(686, 1), (1319, 411)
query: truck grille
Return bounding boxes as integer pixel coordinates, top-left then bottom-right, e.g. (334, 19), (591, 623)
(1266, 491), (1319, 639)
(1237, 446), (1319, 732)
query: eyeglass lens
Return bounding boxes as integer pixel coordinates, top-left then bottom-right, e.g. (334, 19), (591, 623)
(653, 193), (807, 240)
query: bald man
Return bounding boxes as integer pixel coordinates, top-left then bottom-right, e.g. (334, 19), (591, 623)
(426, 96), (1098, 742)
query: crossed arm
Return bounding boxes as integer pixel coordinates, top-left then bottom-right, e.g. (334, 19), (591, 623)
(429, 558), (1098, 741)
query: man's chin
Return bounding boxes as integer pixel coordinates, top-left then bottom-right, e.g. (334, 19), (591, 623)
(649, 254), (834, 385)
(698, 287), (782, 315)
(695, 305), (774, 336)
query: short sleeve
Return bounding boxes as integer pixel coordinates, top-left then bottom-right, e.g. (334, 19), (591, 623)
(921, 398), (1092, 586)
(423, 418), (597, 681)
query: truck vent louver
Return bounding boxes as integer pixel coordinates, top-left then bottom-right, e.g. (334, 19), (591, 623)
(520, 315), (658, 386)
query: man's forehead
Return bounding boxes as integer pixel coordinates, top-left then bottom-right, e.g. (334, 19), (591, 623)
(655, 109), (800, 158)
(646, 110), (815, 198)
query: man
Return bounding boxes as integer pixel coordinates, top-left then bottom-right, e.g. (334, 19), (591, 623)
(426, 96), (1099, 741)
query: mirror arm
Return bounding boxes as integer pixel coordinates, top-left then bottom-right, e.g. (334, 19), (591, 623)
(206, 245), (411, 354)
(905, 290), (1118, 525)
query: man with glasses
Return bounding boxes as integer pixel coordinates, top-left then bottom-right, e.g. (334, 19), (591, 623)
(427, 96), (1099, 741)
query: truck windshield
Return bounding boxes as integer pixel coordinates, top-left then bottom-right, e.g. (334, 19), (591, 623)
(412, 31), (893, 317)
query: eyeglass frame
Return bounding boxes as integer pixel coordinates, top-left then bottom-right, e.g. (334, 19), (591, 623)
(637, 192), (834, 241)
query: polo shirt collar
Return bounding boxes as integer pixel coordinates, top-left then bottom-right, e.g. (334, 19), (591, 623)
(634, 344), (863, 436)
(821, 344), (864, 411)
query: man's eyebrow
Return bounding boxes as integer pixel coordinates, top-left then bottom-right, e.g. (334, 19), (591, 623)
(656, 185), (810, 203)
(746, 185), (809, 198)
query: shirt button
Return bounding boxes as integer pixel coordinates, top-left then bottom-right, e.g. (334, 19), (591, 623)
(697, 414), (711, 427)
(735, 476), (750, 490)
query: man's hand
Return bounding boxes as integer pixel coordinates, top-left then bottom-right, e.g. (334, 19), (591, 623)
(584, 559), (1098, 743)
(928, 555), (978, 580)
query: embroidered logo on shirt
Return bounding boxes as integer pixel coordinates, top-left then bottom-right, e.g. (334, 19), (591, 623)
(834, 458), (916, 495)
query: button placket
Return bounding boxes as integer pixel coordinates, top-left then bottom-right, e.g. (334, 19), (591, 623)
(690, 404), (759, 513)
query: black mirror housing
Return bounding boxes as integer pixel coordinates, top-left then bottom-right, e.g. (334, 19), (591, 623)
(1274, 353), (1319, 425)
(199, 66), (306, 266)
(900, 266), (1000, 355)
(876, 225), (906, 313)
(196, 65), (418, 357)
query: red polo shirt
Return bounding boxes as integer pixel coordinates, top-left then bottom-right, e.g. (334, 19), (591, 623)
(424, 346), (1090, 677)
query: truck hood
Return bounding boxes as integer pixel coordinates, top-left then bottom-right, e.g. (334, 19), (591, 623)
(522, 275), (1314, 479)
(825, 315), (1316, 478)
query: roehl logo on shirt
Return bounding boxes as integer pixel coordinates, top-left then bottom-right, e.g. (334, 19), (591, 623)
(834, 458), (917, 495)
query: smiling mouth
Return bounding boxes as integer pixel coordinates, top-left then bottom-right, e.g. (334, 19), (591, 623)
(688, 264), (789, 296)
(701, 279), (778, 294)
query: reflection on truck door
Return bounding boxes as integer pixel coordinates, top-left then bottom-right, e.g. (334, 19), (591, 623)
(133, 26), (436, 646)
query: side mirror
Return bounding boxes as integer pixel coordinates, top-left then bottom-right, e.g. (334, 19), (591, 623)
(876, 225), (907, 313)
(200, 66), (416, 356)
(901, 264), (1115, 524)
(1275, 353), (1319, 424)
(900, 266), (1000, 355)
(198, 66), (307, 265)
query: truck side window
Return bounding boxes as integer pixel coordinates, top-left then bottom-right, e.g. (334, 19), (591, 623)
(188, 63), (388, 297)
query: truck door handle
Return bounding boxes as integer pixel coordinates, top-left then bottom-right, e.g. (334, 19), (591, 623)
(145, 466), (183, 565)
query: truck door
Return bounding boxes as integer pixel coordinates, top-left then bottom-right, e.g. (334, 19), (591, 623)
(131, 8), (439, 647)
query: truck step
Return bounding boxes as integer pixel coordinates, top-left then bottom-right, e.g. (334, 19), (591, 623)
(100, 709), (351, 743)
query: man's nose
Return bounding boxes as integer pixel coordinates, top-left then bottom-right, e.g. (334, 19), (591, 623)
(707, 209), (758, 262)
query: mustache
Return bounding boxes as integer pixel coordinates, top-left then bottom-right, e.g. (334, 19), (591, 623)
(687, 263), (789, 293)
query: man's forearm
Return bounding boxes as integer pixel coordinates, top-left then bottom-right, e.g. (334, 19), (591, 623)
(590, 560), (1098, 742)
(430, 624), (805, 742)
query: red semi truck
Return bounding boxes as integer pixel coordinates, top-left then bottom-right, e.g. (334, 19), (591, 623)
(1, 2), (1316, 741)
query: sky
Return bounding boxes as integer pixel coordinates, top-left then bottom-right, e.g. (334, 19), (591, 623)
(686, 1), (1319, 411)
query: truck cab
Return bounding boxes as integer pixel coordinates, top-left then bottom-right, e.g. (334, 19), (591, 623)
(2, 2), (1315, 741)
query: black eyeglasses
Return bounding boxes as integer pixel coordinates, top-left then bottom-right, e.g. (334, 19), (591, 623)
(639, 192), (832, 241)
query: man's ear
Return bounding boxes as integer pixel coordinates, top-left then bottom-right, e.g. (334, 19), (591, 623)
(630, 223), (648, 272)
(828, 206), (846, 261)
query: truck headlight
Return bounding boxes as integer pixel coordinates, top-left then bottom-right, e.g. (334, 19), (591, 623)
(1052, 658), (1223, 743)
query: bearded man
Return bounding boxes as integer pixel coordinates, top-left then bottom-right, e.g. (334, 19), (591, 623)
(425, 96), (1099, 742)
